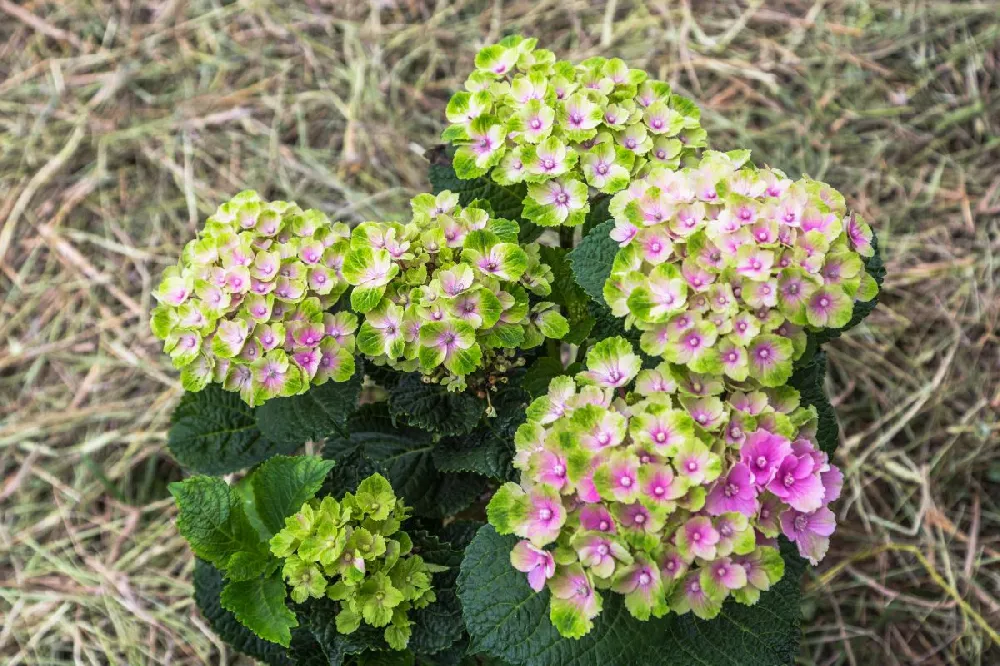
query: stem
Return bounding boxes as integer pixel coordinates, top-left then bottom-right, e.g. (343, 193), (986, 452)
(559, 226), (575, 249)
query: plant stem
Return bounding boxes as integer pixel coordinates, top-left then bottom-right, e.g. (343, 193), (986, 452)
(559, 226), (575, 249)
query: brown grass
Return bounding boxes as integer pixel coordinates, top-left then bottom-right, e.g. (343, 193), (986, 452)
(1, 1), (998, 664)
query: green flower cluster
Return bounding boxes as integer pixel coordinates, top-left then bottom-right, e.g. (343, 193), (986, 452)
(152, 188), (570, 402)
(342, 191), (568, 391)
(269, 474), (443, 650)
(150, 190), (356, 405)
(443, 35), (706, 227)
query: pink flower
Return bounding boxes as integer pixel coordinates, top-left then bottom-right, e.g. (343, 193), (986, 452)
(705, 463), (759, 517)
(740, 430), (793, 486)
(511, 540), (556, 592)
(677, 516), (719, 561)
(781, 506), (836, 565)
(578, 505), (616, 534)
(767, 454), (825, 513)
(575, 533), (630, 579)
(522, 489), (567, 545)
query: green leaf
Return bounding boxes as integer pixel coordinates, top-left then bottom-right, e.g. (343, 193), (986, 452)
(251, 455), (337, 537)
(416, 472), (487, 519)
(220, 571), (298, 647)
(193, 559), (293, 666)
(289, 598), (389, 666)
(256, 362), (364, 445)
(458, 525), (807, 666)
(324, 415), (435, 503)
(169, 476), (268, 572)
(428, 148), (526, 224)
(408, 532), (466, 656)
(521, 358), (571, 399)
(168, 386), (297, 475)
(788, 351), (839, 456)
(537, 246), (595, 345)
(433, 383), (530, 480)
(812, 232), (885, 344)
(433, 430), (513, 481)
(388, 374), (485, 437)
(567, 220), (619, 306)
(581, 194), (612, 237)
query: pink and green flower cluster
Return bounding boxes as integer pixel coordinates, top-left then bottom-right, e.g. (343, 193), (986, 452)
(269, 474), (444, 651)
(343, 191), (568, 391)
(603, 151), (879, 385)
(487, 337), (843, 638)
(443, 35), (706, 228)
(151, 190), (357, 405)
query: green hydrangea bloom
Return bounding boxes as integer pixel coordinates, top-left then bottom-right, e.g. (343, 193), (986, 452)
(150, 190), (356, 404)
(443, 35), (708, 227)
(268, 474), (442, 651)
(343, 191), (568, 391)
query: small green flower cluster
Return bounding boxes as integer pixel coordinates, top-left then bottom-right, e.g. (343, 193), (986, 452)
(270, 474), (443, 651)
(443, 35), (706, 227)
(604, 150), (879, 385)
(150, 190), (356, 405)
(342, 191), (568, 391)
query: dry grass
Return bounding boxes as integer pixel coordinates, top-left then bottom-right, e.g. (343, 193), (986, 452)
(1, 1), (998, 664)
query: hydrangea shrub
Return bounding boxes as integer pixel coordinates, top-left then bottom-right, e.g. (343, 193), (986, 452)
(159, 35), (883, 666)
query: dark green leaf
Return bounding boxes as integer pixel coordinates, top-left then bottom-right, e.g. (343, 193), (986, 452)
(290, 598), (389, 666)
(458, 526), (806, 666)
(438, 520), (485, 551)
(567, 220), (619, 306)
(788, 351), (839, 456)
(193, 559), (293, 666)
(408, 532), (465, 656)
(537, 246), (595, 345)
(324, 404), (442, 515)
(220, 570), (298, 648)
(521, 358), (573, 399)
(433, 431), (512, 481)
(581, 195), (612, 237)
(388, 374), (485, 437)
(415, 472), (487, 519)
(168, 386), (296, 475)
(251, 455), (337, 537)
(256, 365), (364, 446)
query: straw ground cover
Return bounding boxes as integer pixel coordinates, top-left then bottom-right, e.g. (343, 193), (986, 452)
(1, 1), (997, 664)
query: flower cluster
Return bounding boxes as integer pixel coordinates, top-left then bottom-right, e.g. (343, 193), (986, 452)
(487, 337), (843, 638)
(343, 191), (567, 390)
(270, 474), (443, 651)
(150, 190), (357, 405)
(443, 35), (706, 228)
(152, 189), (569, 402)
(603, 151), (879, 385)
